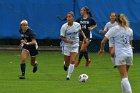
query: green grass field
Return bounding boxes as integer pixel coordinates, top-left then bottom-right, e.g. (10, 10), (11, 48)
(0, 51), (139, 93)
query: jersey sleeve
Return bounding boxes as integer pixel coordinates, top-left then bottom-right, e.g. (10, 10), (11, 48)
(60, 24), (66, 37)
(105, 27), (115, 39)
(77, 23), (81, 30)
(104, 23), (109, 32)
(29, 29), (36, 39)
(90, 18), (97, 26)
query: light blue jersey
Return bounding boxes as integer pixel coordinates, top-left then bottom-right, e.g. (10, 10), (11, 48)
(60, 22), (81, 47)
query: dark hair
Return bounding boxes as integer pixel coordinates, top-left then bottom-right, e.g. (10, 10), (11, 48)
(67, 11), (74, 17)
(83, 6), (93, 17)
(59, 11), (74, 21)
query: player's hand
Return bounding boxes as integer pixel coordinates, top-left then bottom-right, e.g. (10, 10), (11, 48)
(68, 40), (76, 44)
(99, 30), (105, 34)
(98, 49), (104, 56)
(21, 40), (26, 44)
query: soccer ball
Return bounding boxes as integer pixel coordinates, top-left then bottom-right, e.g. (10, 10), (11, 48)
(79, 74), (88, 82)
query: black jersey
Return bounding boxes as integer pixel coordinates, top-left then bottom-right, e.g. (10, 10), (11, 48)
(19, 28), (37, 48)
(19, 28), (38, 56)
(76, 16), (96, 40)
(19, 28), (36, 42)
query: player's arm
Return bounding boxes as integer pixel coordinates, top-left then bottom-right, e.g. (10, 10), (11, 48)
(21, 38), (37, 45)
(79, 29), (87, 43)
(60, 25), (75, 44)
(88, 18), (97, 31)
(88, 24), (97, 31)
(98, 27), (114, 55)
(79, 29), (86, 39)
(99, 23), (108, 35)
(99, 29), (107, 35)
(60, 36), (75, 44)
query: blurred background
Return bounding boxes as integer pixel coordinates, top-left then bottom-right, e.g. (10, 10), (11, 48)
(0, 0), (140, 52)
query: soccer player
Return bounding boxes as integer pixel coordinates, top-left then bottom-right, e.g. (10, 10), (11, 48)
(60, 11), (86, 80)
(75, 6), (97, 67)
(98, 14), (133, 93)
(99, 12), (118, 67)
(19, 20), (38, 79)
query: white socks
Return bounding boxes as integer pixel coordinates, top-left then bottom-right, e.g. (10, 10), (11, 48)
(67, 64), (74, 78)
(121, 78), (132, 93)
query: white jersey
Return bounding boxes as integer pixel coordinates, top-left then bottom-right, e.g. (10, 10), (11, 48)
(105, 25), (133, 57)
(104, 21), (118, 32)
(60, 22), (81, 47)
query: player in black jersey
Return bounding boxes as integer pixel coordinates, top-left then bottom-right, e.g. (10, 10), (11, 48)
(19, 20), (38, 79)
(75, 6), (97, 67)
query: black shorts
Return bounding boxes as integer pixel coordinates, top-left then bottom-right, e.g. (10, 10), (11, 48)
(22, 45), (38, 57)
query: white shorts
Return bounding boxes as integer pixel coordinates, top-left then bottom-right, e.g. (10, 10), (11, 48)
(115, 56), (133, 66)
(109, 38), (115, 47)
(62, 46), (79, 56)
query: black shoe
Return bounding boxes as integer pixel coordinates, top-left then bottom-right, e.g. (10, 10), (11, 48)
(19, 75), (25, 79)
(64, 65), (68, 71)
(33, 63), (38, 73)
(114, 66), (117, 68)
(66, 77), (70, 80)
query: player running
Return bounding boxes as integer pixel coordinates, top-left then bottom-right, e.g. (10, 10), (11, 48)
(60, 11), (86, 80)
(75, 6), (97, 67)
(98, 14), (133, 93)
(19, 20), (38, 79)
(99, 12), (118, 67)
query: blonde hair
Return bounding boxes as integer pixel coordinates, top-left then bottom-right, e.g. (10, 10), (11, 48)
(117, 14), (129, 27)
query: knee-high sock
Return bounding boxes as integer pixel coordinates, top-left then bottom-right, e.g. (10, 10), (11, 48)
(121, 78), (132, 93)
(84, 51), (89, 61)
(20, 64), (26, 76)
(67, 64), (74, 78)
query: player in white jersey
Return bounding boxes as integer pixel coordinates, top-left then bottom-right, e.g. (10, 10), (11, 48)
(60, 11), (86, 80)
(100, 12), (118, 67)
(98, 14), (133, 93)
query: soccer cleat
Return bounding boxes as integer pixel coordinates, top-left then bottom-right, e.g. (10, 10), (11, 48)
(33, 63), (38, 73)
(74, 61), (80, 67)
(66, 77), (70, 80)
(19, 75), (25, 79)
(85, 59), (91, 66)
(64, 65), (68, 71)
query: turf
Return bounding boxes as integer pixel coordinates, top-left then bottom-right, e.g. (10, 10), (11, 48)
(0, 51), (139, 93)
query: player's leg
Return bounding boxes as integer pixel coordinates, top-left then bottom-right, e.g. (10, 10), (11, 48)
(30, 56), (38, 73)
(117, 56), (132, 93)
(29, 48), (38, 73)
(64, 55), (70, 71)
(109, 47), (116, 68)
(75, 42), (83, 67)
(63, 46), (70, 71)
(66, 51), (78, 80)
(118, 65), (132, 93)
(109, 38), (116, 68)
(81, 39), (91, 66)
(20, 49), (29, 79)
